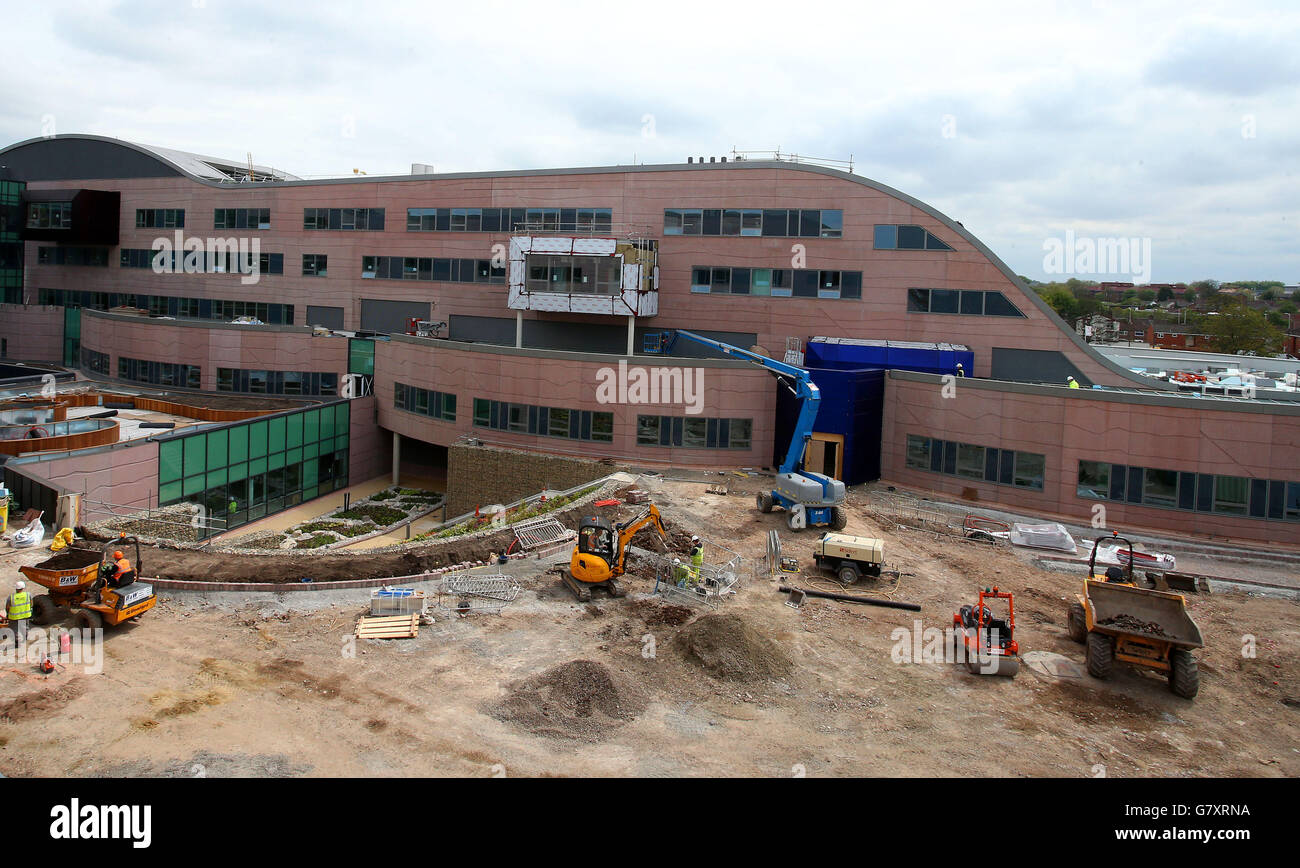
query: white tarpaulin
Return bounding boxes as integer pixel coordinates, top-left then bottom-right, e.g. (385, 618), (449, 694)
(1009, 522), (1077, 554)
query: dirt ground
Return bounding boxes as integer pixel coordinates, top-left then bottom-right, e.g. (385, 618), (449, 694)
(1, 476), (1296, 778)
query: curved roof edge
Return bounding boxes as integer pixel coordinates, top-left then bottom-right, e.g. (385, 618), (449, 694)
(0, 134), (299, 183)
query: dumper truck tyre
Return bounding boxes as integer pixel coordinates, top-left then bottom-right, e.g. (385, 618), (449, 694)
(1086, 631), (1114, 679)
(1067, 601), (1087, 644)
(830, 506), (848, 531)
(757, 492), (774, 513)
(75, 609), (103, 631)
(1169, 648), (1200, 699)
(30, 595), (57, 626)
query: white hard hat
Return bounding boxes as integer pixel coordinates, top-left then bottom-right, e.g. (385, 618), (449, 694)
(1067, 375), (1076, 381)
(14, 581), (24, 590)
(691, 535), (700, 542)
(673, 558), (681, 564)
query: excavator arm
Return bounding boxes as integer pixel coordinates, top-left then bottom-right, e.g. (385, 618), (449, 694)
(613, 505), (670, 576)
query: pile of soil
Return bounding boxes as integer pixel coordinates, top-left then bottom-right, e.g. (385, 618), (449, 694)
(32, 549), (101, 571)
(628, 598), (694, 627)
(0, 678), (86, 723)
(675, 613), (793, 683)
(489, 659), (647, 742)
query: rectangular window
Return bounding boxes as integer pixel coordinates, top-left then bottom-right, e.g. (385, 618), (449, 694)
(1142, 468), (1179, 509)
(955, 442), (985, 480)
(929, 289), (959, 314)
(1077, 461), (1109, 500)
(302, 254), (328, 276)
(1013, 452), (1045, 491)
(905, 435), (931, 469)
(1213, 476), (1249, 515)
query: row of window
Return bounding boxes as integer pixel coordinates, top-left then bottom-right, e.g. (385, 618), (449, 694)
(136, 208), (185, 229)
(664, 208), (843, 239)
(362, 255), (506, 283)
(906, 435), (1046, 491)
(636, 415), (753, 450)
(80, 347), (109, 375)
(217, 368), (338, 396)
(303, 208), (385, 231)
(393, 383), (457, 421)
(690, 266), (863, 300)
(214, 208), (271, 230)
(472, 399), (614, 443)
(118, 357), (201, 389)
(874, 225), (953, 251)
(907, 288), (1025, 317)
(38, 289), (295, 324)
(120, 248), (285, 275)
(27, 202), (72, 229)
(37, 246), (108, 266)
(1077, 461), (1300, 521)
(406, 207), (613, 233)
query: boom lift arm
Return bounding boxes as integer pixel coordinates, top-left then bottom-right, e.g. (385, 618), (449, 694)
(664, 330), (846, 531)
(666, 330), (820, 475)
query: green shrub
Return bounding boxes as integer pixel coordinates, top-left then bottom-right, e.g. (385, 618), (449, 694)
(336, 504), (406, 527)
(297, 533), (338, 549)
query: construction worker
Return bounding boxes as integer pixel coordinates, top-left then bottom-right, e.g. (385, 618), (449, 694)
(6, 580), (32, 646)
(104, 550), (135, 588)
(689, 535), (704, 582)
(1067, 376), (1080, 389)
(672, 557), (691, 587)
(954, 363), (965, 378)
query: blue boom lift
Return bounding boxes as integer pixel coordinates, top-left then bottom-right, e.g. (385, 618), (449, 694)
(667, 330), (847, 531)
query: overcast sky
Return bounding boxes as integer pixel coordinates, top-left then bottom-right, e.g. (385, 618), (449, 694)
(2, 0), (1297, 283)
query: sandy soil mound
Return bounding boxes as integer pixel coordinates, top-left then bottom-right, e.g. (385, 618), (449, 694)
(628, 599), (695, 627)
(675, 613), (792, 683)
(490, 659), (647, 742)
(0, 678), (86, 723)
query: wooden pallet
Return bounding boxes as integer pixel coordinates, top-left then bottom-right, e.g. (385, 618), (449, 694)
(355, 614), (420, 639)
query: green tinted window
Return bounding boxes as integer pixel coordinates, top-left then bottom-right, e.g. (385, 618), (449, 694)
(267, 415), (286, 453)
(160, 480), (182, 504)
(320, 407), (335, 440)
(228, 462), (248, 483)
(287, 447), (302, 465)
(183, 474), (205, 496)
(206, 428), (228, 467)
(229, 425), (248, 463)
(159, 440), (183, 484)
(303, 409), (319, 444)
(269, 451), (284, 470)
(336, 401), (350, 432)
(250, 457), (267, 477)
(303, 460), (318, 487)
(183, 435), (206, 476)
(304, 441), (319, 460)
(286, 412), (302, 448)
(348, 339), (375, 375)
(249, 420), (268, 458)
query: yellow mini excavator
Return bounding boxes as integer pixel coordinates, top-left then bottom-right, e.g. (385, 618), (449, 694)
(563, 504), (670, 602)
